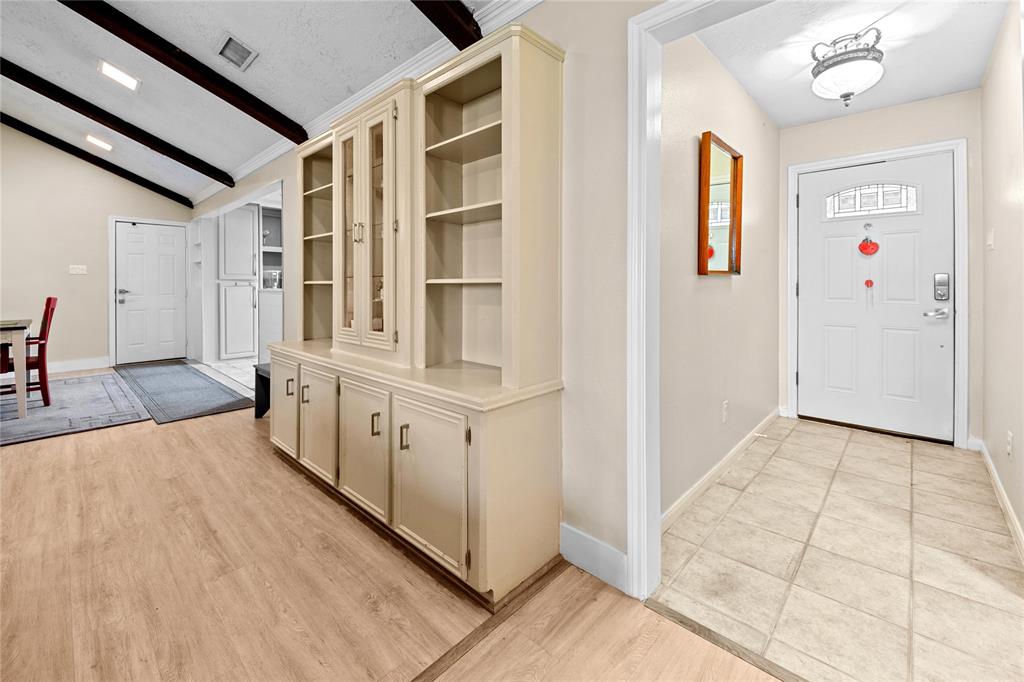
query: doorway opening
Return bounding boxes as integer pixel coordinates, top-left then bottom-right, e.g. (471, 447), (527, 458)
(627, 1), (1011, 680)
(186, 180), (284, 398)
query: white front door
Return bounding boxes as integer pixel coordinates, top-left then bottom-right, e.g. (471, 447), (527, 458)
(115, 221), (187, 364)
(798, 152), (955, 441)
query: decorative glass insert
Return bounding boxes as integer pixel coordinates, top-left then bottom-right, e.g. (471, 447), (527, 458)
(826, 184), (917, 219)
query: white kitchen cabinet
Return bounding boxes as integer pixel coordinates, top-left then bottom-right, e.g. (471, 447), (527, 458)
(393, 395), (468, 577)
(219, 204), (259, 281)
(298, 365), (338, 484)
(338, 379), (391, 522)
(270, 356), (299, 457)
(219, 283), (257, 359)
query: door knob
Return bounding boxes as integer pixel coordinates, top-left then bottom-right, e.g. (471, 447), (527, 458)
(923, 308), (949, 319)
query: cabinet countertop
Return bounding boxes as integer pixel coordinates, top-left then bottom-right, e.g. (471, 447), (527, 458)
(269, 339), (562, 412)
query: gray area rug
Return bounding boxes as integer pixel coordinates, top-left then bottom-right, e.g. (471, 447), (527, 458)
(0, 372), (150, 446)
(115, 360), (253, 424)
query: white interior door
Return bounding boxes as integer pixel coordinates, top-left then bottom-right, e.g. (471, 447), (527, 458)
(798, 152), (955, 441)
(219, 283), (258, 359)
(115, 221), (187, 364)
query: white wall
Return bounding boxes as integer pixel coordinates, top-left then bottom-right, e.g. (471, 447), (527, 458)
(660, 36), (780, 513)
(0, 124), (192, 366)
(778, 90), (986, 438)
(981, 0), (1024, 527)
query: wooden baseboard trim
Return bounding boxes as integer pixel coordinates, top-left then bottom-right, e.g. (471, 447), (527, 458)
(645, 599), (806, 682)
(413, 557), (571, 682)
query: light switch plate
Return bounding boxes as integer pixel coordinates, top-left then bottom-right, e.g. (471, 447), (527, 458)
(69, 264), (87, 275)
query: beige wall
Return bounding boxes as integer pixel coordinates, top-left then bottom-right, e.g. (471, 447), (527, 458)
(659, 36), (780, 512)
(981, 0), (1024, 525)
(778, 90), (986, 438)
(0, 124), (192, 364)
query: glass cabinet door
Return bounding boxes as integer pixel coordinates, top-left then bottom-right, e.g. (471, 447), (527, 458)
(360, 106), (395, 348)
(336, 126), (358, 340)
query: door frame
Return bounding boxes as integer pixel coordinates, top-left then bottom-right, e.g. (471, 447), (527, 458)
(107, 215), (189, 366)
(624, 0), (773, 600)
(784, 139), (969, 448)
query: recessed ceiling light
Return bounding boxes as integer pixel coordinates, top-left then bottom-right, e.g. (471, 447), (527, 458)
(100, 61), (139, 91)
(86, 134), (113, 151)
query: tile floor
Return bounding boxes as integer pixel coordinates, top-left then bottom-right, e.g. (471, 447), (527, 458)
(187, 358), (256, 398)
(652, 416), (1024, 682)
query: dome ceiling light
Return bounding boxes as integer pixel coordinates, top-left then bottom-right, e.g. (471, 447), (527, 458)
(811, 27), (884, 107)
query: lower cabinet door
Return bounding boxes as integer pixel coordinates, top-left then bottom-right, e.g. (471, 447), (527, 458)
(338, 379), (390, 522)
(299, 366), (338, 484)
(269, 356), (299, 457)
(392, 396), (467, 577)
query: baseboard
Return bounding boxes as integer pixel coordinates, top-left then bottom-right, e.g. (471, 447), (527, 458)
(969, 436), (1024, 564)
(661, 409), (780, 533)
(559, 522), (627, 593)
(48, 356), (111, 375)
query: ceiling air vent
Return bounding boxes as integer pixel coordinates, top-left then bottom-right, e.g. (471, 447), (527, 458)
(217, 33), (258, 71)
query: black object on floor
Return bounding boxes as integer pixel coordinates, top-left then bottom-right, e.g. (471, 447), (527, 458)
(114, 360), (254, 424)
(255, 363), (270, 418)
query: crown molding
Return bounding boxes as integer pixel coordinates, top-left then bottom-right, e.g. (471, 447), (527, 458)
(191, 0), (543, 206)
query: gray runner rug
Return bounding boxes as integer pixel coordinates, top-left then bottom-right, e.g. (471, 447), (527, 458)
(114, 360), (253, 424)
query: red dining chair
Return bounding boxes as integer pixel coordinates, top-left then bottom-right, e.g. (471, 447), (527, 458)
(1, 297), (58, 406)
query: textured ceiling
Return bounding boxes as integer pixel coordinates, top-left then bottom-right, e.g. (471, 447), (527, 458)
(0, 0), (486, 202)
(696, 0), (1009, 128)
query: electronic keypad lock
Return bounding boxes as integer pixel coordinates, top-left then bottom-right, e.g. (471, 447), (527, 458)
(934, 273), (950, 301)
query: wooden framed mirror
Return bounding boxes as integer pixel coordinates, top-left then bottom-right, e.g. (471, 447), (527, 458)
(698, 131), (743, 275)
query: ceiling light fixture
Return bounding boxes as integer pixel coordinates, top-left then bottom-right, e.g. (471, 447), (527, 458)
(811, 27), (884, 107)
(86, 134), (113, 151)
(100, 61), (139, 91)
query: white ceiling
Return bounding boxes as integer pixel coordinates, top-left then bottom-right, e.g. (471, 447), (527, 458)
(0, 0), (495, 203)
(696, 0), (1010, 128)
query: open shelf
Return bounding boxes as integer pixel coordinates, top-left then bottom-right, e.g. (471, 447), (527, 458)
(426, 200), (502, 225)
(303, 182), (333, 198)
(426, 121), (501, 164)
(304, 280), (333, 285)
(303, 232), (333, 241)
(426, 278), (502, 285)
(262, 246), (283, 253)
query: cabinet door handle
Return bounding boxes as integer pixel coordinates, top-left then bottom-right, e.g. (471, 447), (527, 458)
(399, 423), (410, 450)
(285, 378), (294, 396)
(300, 385), (310, 404)
(371, 411), (381, 436)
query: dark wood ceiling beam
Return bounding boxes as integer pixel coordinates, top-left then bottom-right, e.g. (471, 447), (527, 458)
(1, 58), (234, 187)
(58, 0), (308, 145)
(411, 1), (482, 51)
(1, 113), (193, 208)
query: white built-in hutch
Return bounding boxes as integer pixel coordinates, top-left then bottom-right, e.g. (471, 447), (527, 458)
(269, 25), (563, 606)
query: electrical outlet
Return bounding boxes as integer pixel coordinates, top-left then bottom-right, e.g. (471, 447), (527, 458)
(68, 264), (87, 275)
(721, 400), (729, 424)
(1008, 431), (1014, 458)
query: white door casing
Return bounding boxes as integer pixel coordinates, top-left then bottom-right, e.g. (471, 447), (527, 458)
(798, 152), (955, 441)
(115, 221), (187, 364)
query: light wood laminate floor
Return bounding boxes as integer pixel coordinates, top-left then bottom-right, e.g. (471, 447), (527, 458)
(2, 401), (770, 681)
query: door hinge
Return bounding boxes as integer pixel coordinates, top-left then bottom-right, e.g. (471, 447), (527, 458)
(392, 107), (398, 120)
(796, 281), (799, 297)
(393, 331), (398, 343)
(337, 383), (341, 396)
(796, 193), (800, 208)
(465, 427), (472, 446)
(796, 371), (799, 386)
(465, 549), (471, 569)
(393, 219), (399, 234)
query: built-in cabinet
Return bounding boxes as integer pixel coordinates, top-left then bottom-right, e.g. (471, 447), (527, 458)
(271, 26), (563, 605)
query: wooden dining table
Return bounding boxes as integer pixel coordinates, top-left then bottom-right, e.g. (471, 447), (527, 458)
(0, 319), (31, 418)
